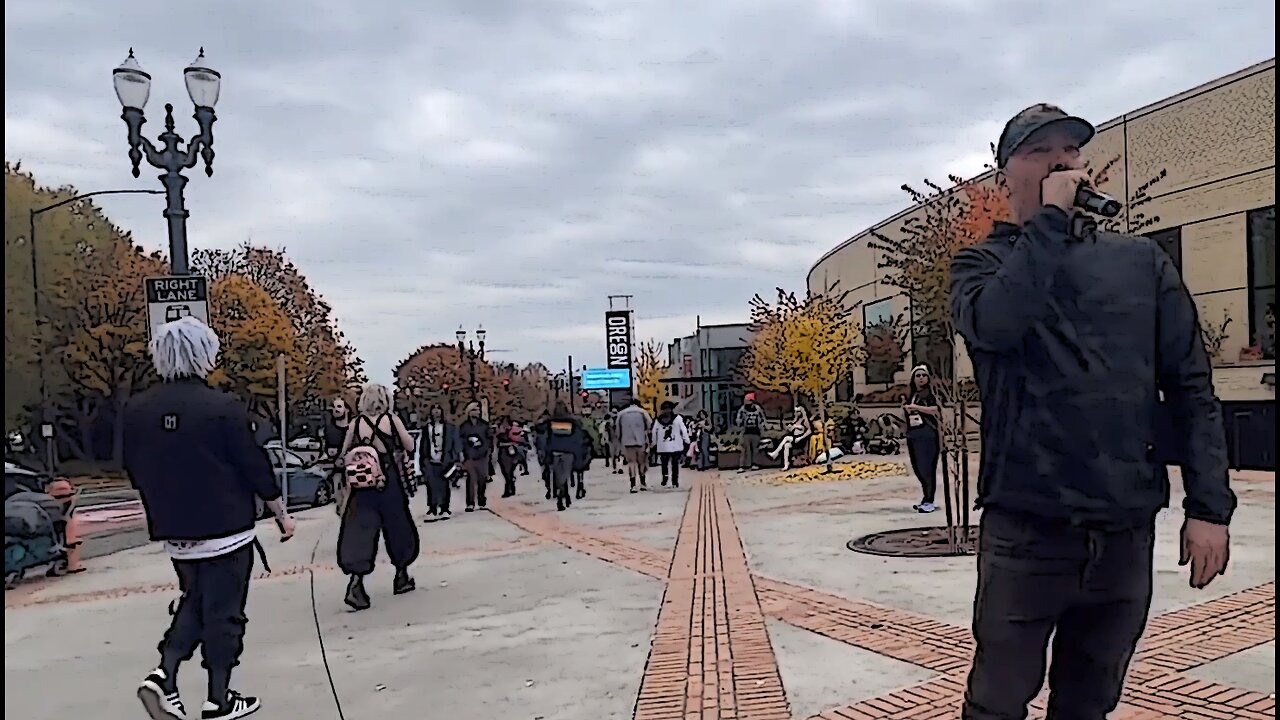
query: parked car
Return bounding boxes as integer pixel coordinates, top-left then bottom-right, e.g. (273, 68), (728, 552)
(255, 448), (335, 517)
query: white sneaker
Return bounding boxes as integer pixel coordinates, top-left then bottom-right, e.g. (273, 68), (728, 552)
(914, 502), (938, 513)
(137, 669), (186, 719)
(202, 690), (262, 719)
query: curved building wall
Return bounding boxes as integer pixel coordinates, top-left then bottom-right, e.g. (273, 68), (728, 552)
(809, 59), (1276, 408)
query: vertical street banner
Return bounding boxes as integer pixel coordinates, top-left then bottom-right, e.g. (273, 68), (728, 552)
(605, 310), (634, 371)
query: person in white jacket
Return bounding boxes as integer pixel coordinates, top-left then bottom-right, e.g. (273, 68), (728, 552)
(651, 401), (691, 488)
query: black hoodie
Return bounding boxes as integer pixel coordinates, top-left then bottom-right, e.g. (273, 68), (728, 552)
(950, 206), (1235, 528)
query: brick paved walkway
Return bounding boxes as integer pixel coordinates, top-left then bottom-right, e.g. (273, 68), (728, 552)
(489, 471), (1276, 720)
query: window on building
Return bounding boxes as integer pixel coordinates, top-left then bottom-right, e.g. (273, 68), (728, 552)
(1145, 226), (1183, 272)
(1247, 206), (1275, 360)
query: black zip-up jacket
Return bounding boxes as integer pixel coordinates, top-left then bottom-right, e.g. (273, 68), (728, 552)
(123, 378), (280, 541)
(950, 206), (1235, 528)
(545, 414), (592, 470)
(458, 419), (493, 462)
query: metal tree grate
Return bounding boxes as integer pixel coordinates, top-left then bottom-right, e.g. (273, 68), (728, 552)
(847, 526), (978, 558)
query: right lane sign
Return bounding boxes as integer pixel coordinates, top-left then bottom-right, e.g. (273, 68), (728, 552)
(145, 275), (210, 339)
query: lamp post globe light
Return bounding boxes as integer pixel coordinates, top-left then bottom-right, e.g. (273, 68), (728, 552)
(456, 326), (487, 402)
(113, 48), (221, 276)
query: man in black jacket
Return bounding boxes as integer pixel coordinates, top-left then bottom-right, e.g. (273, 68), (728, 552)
(544, 403), (592, 511)
(124, 317), (295, 720)
(950, 104), (1235, 719)
(419, 404), (462, 518)
(457, 402), (493, 511)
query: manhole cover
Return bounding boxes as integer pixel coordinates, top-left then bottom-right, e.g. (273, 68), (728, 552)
(847, 526), (979, 558)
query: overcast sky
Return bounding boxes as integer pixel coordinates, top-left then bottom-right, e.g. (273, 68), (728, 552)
(5, 1), (1275, 384)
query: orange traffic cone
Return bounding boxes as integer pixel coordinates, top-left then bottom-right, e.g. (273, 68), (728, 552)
(45, 479), (86, 574)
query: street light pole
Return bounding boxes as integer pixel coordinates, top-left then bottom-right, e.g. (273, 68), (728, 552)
(27, 188), (164, 472)
(113, 48), (222, 276)
(456, 326), (487, 403)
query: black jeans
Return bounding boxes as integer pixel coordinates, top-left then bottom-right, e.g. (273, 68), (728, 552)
(906, 431), (939, 504)
(660, 451), (682, 486)
(423, 461), (450, 512)
(159, 543), (255, 703)
(497, 446), (519, 496)
(963, 508), (1155, 720)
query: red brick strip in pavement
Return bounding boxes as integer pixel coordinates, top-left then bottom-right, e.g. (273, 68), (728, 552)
(1134, 582), (1276, 671)
(632, 474), (791, 720)
(491, 494), (1276, 720)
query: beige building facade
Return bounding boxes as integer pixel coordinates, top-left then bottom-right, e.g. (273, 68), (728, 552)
(808, 59), (1276, 468)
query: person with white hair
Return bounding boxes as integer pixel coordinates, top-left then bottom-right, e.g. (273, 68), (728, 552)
(336, 382), (420, 611)
(123, 317), (295, 720)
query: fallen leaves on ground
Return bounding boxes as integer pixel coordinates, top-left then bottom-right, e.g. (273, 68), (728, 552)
(760, 461), (906, 485)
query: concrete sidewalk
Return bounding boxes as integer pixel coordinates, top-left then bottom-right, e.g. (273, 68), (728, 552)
(5, 462), (1275, 719)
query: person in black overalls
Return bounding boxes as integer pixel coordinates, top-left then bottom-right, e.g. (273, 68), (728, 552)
(903, 364), (942, 513)
(336, 384), (420, 611)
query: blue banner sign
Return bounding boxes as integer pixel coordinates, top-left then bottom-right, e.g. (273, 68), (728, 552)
(581, 367), (632, 390)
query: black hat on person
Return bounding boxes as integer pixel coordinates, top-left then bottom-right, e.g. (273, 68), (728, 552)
(996, 104), (1096, 168)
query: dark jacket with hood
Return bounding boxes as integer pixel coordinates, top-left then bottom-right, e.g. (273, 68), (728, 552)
(949, 206), (1235, 528)
(123, 378), (281, 541)
(544, 412), (592, 471)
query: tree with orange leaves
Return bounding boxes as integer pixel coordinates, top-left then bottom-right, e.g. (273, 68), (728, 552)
(193, 244), (365, 412)
(207, 275), (306, 422)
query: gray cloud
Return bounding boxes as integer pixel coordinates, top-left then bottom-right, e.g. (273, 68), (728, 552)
(5, 0), (1275, 384)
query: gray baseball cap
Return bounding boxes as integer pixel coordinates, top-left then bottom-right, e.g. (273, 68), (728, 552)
(996, 103), (1095, 168)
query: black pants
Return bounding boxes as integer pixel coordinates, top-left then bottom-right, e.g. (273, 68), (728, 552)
(963, 508), (1155, 719)
(497, 446), (519, 496)
(549, 452), (575, 501)
(159, 543), (255, 702)
(659, 451), (682, 486)
(462, 458), (490, 508)
(906, 431), (939, 504)
(337, 473), (421, 576)
(423, 461), (450, 512)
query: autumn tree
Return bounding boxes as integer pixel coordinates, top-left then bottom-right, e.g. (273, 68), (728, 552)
(208, 275), (305, 422)
(634, 339), (668, 415)
(5, 164), (143, 439)
(51, 238), (167, 462)
(392, 344), (552, 422)
(740, 286), (864, 470)
(193, 243), (365, 413)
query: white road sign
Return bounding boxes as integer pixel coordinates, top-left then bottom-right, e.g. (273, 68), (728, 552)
(145, 275), (210, 339)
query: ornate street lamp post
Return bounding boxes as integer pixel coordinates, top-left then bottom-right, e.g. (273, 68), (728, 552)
(456, 326), (487, 402)
(113, 48), (221, 275)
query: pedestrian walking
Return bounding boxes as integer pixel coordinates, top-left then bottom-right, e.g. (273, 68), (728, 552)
(693, 410), (714, 470)
(951, 103), (1235, 719)
(124, 317), (295, 720)
(544, 403), (593, 511)
(322, 397), (353, 515)
(615, 399), (653, 493)
(903, 365), (941, 513)
(600, 410), (624, 474)
(495, 415), (522, 498)
(419, 404), (462, 519)
(336, 383), (420, 611)
(735, 394), (767, 472)
(457, 403), (494, 511)
(652, 401), (691, 488)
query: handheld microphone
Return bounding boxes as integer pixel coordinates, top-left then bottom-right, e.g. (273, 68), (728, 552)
(1051, 164), (1122, 218)
(1074, 186), (1122, 218)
